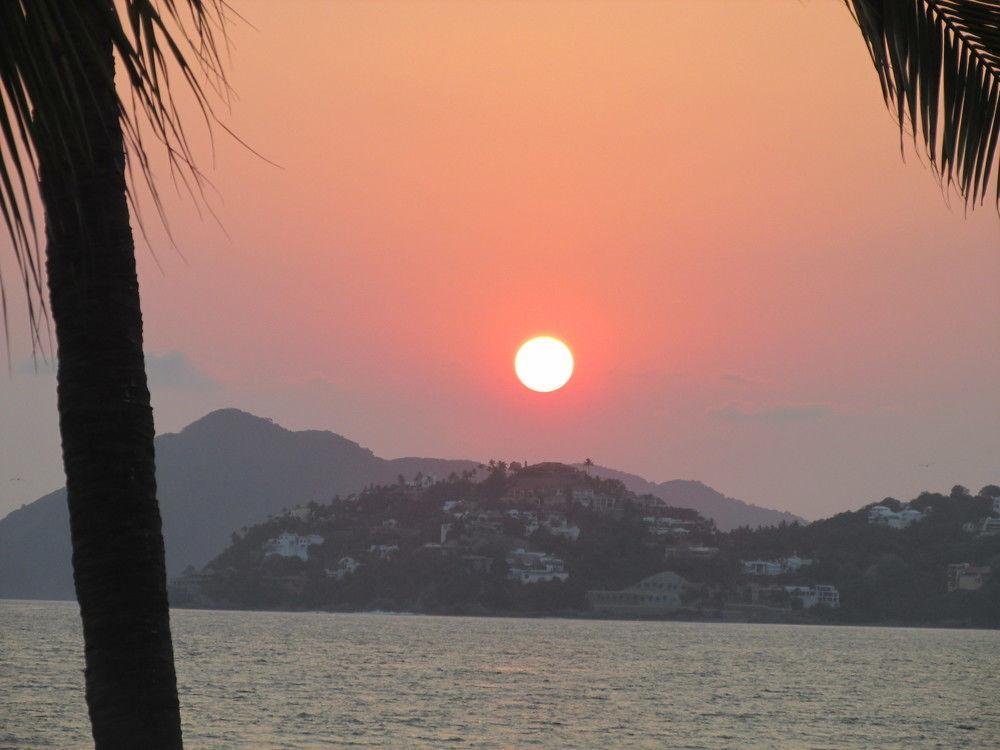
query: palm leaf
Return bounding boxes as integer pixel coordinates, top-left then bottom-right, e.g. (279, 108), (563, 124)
(0, 0), (232, 360)
(849, 0), (1000, 207)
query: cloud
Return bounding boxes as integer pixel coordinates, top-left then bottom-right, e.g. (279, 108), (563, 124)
(720, 372), (765, 387)
(15, 351), (218, 391)
(709, 403), (831, 423)
(145, 352), (219, 391)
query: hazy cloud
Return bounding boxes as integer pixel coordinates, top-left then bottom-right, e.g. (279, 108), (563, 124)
(709, 403), (832, 423)
(145, 352), (219, 391)
(14, 351), (218, 391)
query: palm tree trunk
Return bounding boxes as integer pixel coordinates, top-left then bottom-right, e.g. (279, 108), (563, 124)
(35, 4), (183, 747)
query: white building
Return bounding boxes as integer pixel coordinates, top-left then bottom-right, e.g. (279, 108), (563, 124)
(543, 514), (580, 541)
(868, 505), (925, 529)
(784, 584), (840, 609)
(369, 544), (399, 560)
(643, 517), (694, 537)
(506, 548), (569, 583)
(325, 556), (361, 580)
(782, 556), (814, 572)
(408, 473), (437, 489)
(572, 489), (618, 513)
(505, 509), (540, 535)
(981, 517), (1000, 536)
(994, 497), (1000, 515)
(264, 532), (323, 561)
(742, 557), (815, 576)
(741, 560), (783, 576)
(587, 571), (690, 614)
(947, 563), (992, 591)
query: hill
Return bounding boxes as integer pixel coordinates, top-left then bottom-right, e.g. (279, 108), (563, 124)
(175, 475), (1000, 627)
(0, 409), (476, 599)
(577, 464), (803, 530)
(0, 409), (797, 600)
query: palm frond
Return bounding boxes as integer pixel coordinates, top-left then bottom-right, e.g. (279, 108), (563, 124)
(0, 0), (233, 361)
(849, 0), (1000, 207)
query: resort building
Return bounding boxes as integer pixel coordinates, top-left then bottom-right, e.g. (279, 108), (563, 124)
(587, 571), (690, 615)
(664, 545), (719, 560)
(543, 513), (581, 541)
(741, 556), (816, 577)
(782, 555), (814, 572)
(506, 548), (569, 583)
(867, 504), (925, 529)
(572, 488), (619, 513)
(980, 517), (1000, 536)
(741, 560), (783, 576)
(783, 584), (840, 609)
(643, 516), (696, 537)
(947, 563), (992, 592)
(325, 556), (361, 580)
(263, 531), (324, 561)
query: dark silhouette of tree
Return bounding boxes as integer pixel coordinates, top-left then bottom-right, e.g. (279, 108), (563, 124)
(0, 2), (228, 747)
(849, 2), (1000, 208)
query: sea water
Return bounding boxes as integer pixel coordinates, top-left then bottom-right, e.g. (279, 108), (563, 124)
(2, 599), (998, 749)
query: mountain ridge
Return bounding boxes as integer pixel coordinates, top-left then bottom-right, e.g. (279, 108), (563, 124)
(0, 408), (799, 600)
(575, 464), (803, 529)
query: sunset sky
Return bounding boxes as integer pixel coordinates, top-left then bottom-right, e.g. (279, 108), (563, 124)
(2, 0), (998, 520)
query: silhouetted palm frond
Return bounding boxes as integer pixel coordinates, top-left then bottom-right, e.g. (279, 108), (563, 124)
(0, 0), (230, 357)
(849, 0), (1000, 207)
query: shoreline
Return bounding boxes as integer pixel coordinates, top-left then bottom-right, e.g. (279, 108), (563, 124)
(163, 600), (998, 631)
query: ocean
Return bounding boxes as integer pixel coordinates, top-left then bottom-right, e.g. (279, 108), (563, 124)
(2, 600), (998, 749)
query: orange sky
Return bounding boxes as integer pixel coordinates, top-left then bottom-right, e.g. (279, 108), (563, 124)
(2, 0), (999, 519)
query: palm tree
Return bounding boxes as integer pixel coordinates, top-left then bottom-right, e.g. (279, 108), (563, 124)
(1, 2), (226, 747)
(848, 1), (1000, 208)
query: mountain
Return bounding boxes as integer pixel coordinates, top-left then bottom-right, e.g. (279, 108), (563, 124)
(0, 409), (797, 600)
(575, 464), (803, 531)
(0, 409), (477, 600)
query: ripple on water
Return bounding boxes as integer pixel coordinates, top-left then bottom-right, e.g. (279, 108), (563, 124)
(1, 602), (999, 749)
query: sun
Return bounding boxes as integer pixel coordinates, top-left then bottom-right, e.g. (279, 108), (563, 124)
(514, 336), (574, 393)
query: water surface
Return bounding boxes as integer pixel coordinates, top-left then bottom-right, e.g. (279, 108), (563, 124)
(2, 600), (998, 748)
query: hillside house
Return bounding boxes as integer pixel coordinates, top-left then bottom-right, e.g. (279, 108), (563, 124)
(325, 556), (361, 580)
(981, 517), (1000, 536)
(868, 505), (925, 529)
(644, 516), (696, 537)
(784, 584), (840, 609)
(741, 560), (783, 576)
(543, 513), (580, 541)
(572, 488), (619, 513)
(264, 532), (324, 561)
(664, 545), (719, 560)
(741, 557), (815, 576)
(505, 509), (540, 536)
(587, 571), (691, 615)
(506, 548), (569, 583)
(947, 563), (992, 592)
(782, 556), (814, 572)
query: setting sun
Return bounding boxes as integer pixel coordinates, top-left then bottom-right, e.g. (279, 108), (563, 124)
(514, 336), (574, 393)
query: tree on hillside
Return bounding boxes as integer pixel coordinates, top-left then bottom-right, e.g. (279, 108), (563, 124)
(0, 2), (228, 747)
